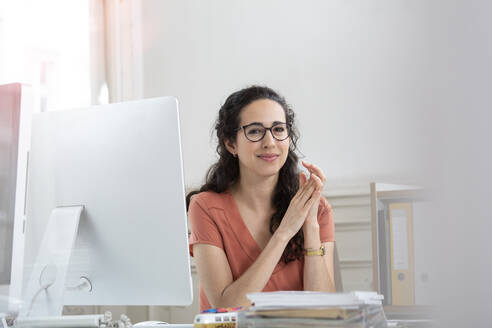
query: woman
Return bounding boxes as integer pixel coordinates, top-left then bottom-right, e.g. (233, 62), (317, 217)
(187, 86), (335, 311)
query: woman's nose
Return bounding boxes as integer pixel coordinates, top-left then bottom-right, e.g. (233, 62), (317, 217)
(262, 129), (276, 147)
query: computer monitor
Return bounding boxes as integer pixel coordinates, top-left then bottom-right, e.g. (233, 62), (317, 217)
(21, 97), (193, 316)
(0, 83), (33, 302)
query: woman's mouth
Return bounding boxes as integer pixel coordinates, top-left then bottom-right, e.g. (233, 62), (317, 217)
(257, 154), (279, 162)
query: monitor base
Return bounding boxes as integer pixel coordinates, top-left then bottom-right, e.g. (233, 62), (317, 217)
(20, 206), (84, 317)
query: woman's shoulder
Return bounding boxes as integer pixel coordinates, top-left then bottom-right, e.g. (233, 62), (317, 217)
(189, 190), (232, 211)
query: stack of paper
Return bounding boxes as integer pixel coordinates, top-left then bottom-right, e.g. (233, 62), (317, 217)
(248, 291), (384, 308)
(238, 291), (387, 328)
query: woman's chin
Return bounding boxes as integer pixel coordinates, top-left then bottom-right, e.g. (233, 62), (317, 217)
(255, 166), (282, 178)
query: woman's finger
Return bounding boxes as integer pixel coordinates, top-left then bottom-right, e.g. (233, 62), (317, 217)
(294, 171), (318, 206)
(299, 179), (316, 205)
(299, 171), (307, 187)
(310, 173), (323, 191)
(291, 176), (310, 202)
(302, 161), (326, 184)
(303, 190), (321, 211)
(293, 172), (310, 197)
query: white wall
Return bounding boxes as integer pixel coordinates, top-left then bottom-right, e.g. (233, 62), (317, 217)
(139, 0), (437, 189)
(138, 1), (492, 326)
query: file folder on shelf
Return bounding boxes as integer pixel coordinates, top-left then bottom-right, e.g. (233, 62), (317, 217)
(389, 203), (414, 305)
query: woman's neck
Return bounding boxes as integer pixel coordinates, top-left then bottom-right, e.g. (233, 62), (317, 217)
(232, 171), (278, 213)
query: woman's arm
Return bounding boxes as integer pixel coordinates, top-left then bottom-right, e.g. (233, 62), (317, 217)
(194, 230), (289, 308)
(303, 222), (336, 292)
(194, 176), (320, 308)
(300, 162), (336, 292)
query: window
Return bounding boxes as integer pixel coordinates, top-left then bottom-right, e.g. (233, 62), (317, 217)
(0, 0), (95, 112)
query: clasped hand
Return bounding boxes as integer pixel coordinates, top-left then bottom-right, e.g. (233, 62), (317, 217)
(277, 161), (326, 239)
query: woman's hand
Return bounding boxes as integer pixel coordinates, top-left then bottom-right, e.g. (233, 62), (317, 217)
(276, 171), (321, 240)
(300, 161), (326, 228)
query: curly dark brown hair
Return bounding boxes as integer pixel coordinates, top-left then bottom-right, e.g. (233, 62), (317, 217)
(186, 85), (304, 263)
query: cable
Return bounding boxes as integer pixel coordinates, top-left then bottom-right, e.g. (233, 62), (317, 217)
(25, 282), (53, 317)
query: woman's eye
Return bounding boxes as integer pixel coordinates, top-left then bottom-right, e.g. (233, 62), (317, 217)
(273, 127), (285, 132)
(248, 129), (262, 135)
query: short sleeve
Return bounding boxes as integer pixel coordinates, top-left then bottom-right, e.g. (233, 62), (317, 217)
(188, 195), (224, 257)
(317, 197), (335, 243)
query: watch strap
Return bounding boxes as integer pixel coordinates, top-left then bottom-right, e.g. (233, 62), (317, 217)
(304, 244), (325, 256)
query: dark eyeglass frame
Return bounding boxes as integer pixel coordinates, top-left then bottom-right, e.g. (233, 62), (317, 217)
(237, 122), (291, 142)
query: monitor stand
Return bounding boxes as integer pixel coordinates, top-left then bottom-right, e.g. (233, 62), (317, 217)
(19, 206), (84, 317)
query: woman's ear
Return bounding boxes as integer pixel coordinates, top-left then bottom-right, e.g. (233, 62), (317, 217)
(224, 139), (237, 157)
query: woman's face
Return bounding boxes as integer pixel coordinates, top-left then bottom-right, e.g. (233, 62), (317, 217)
(231, 99), (290, 179)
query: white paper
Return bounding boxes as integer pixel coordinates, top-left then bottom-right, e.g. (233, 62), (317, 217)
(247, 291), (383, 308)
(391, 209), (409, 270)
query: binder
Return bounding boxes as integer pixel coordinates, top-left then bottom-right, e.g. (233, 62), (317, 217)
(389, 203), (414, 305)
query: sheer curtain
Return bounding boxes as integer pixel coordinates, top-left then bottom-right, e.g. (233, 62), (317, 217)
(102, 0), (143, 103)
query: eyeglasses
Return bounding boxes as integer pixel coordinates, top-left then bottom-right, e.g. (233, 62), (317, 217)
(238, 122), (290, 142)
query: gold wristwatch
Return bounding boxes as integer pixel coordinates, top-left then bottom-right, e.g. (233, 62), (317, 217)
(304, 244), (325, 256)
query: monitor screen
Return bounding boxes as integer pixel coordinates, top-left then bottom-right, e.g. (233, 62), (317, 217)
(22, 97), (193, 314)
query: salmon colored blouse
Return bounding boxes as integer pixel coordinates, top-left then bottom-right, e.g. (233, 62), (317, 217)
(188, 190), (335, 311)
